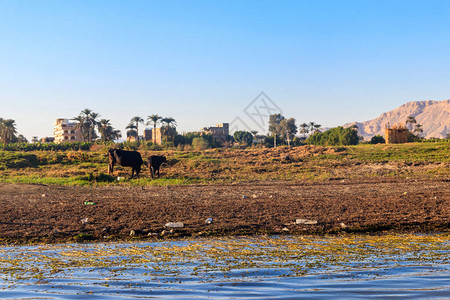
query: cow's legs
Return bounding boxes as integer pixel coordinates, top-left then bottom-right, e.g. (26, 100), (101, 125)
(108, 163), (114, 175)
(150, 167), (155, 179)
(135, 165), (141, 178)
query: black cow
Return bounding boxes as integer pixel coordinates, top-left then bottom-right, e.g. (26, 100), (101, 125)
(145, 155), (167, 178)
(108, 149), (143, 178)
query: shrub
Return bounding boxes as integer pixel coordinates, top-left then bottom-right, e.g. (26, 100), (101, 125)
(233, 131), (253, 146)
(370, 135), (385, 144)
(307, 127), (359, 146)
(192, 137), (209, 150)
(0, 152), (40, 168)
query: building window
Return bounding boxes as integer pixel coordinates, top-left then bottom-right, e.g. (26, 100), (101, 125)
(64, 136), (68, 140)
(70, 136), (75, 140)
(64, 130), (68, 134)
(71, 130), (75, 134)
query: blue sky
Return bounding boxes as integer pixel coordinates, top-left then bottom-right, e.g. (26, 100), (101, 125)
(1, 0), (450, 139)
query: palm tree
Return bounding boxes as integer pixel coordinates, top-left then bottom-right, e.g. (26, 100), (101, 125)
(299, 123), (309, 138)
(0, 118), (17, 144)
(405, 115), (417, 131)
(73, 109), (100, 142)
(125, 123), (138, 141)
(17, 134), (28, 143)
(147, 114), (162, 144)
(72, 115), (85, 140)
(88, 112), (100, 141)
(130, 116), (144, 144)
(413, 123), (423, 137)
(98, 119), (121, 142)
(313, 124), (322, 134)
(309, 122), (316, 135)
(161, 117), (177, 143)
(161, 117), (176, 128)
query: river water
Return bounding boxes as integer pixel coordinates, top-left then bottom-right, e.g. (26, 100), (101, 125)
(0, 234), (448, 299)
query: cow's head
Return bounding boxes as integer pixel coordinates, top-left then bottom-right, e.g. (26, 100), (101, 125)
(108, 149), (117, 163)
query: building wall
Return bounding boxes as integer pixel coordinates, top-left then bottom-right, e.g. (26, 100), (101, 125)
(143, 128), (162, 145)
(201, 123), (229, 142)
(385, 124), (408, 144)
(54, 119), (83, 143)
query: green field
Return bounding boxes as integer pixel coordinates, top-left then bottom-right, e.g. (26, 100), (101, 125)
(0, 142), (448, 186)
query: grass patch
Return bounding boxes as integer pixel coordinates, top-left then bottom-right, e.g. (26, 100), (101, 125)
(0, 142), (448, 186)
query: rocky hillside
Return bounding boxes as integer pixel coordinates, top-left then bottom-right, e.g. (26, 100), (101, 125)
(345, 100), (450, 140)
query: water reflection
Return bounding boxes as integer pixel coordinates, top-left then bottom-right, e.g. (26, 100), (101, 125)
(0, 234), (448, 299)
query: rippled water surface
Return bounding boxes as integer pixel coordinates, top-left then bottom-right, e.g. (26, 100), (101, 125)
(0, 234), (448, 299)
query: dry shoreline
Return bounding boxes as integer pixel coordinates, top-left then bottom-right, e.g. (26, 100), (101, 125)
(0, 177), (448, 244)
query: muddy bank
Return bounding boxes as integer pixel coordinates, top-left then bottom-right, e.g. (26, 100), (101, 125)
(0, 178), (448, 243)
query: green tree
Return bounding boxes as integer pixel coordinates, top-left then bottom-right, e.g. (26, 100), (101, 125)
(192, 137), (209, 150)
(161, 117), (177, 143)
(339, 127), (359, 145)
(370, 135), (385, 144)
(73, 109), (100, 142)
(233, 130), (253, 146)
(280, 118), (297, 147)
(130, 116), (144, 144)
(0, 118), (18, 144)
(16, 134), (28, 143)
(299, 123), (309, 138)
(306, 126), (359, 146)
(125, 123), (138, 140)
(98, 119), (121, 142)
(268, 114), (285, 147)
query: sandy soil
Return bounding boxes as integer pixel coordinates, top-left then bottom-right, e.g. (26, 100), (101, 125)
(0, 177), (448, 243)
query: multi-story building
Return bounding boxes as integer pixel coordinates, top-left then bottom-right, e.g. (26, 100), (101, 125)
(201, 123), (229, 142)
(143, 128), (162, 145)
(54, 119), (83, 143)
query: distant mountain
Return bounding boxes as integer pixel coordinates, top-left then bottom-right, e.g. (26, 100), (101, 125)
(344, 100), (450, 140)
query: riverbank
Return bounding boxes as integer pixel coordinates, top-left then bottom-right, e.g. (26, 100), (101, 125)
(0, 177), (448, 244)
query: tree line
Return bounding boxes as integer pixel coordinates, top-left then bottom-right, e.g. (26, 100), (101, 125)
(0, 110), (444, 150)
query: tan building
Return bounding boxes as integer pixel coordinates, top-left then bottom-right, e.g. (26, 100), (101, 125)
(143, 128), (163, 145)
(201, 123), (229, 142)
(54, 119), (83, 143)
(385, 123), (408, 144)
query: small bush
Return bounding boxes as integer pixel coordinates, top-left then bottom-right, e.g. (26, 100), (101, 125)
(192, 137), (209, 150)
(370, 135), (385, 144)
(0, 152), (40, 168)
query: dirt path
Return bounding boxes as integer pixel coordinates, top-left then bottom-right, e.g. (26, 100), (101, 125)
(0, 178), (448, 243)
